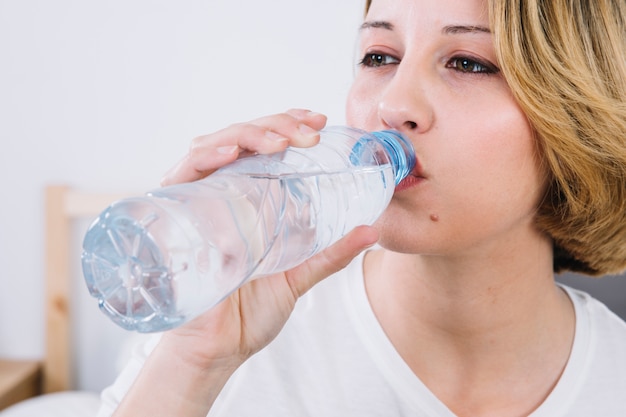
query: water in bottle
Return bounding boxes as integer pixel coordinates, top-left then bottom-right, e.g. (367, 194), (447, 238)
(81, 126), (415, 332)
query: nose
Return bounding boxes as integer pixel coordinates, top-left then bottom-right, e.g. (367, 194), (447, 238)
(377, 65), (434, 134)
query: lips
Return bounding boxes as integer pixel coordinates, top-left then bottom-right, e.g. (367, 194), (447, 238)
(395, 157), (425, 193)
(394, 173), (425, 192)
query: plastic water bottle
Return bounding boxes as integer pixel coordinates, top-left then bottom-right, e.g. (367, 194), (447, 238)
(81, 126), (415, 332)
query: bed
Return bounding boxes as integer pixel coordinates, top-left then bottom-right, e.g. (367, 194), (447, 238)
(0, 186), (141, 416)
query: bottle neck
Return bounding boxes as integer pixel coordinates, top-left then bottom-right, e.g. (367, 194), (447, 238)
(372, 130), (416, 185)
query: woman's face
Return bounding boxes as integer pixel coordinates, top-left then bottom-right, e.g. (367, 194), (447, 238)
(347, 0), (547, 256)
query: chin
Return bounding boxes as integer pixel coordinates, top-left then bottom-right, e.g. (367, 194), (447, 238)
(374, 218), (420, 254)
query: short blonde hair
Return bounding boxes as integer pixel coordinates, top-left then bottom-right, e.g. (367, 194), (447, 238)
(489, 0), (626, 276)
(364, 0), (626, 276)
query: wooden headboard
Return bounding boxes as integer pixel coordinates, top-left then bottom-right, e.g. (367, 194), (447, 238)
(44, 186), (132, 393)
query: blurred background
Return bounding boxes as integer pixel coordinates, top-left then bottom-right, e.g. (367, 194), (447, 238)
(0, 0), (363, 392)
(0, 0), (624, 396)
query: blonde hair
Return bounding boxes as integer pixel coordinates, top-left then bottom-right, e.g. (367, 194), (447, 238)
(489, 0), (626, 276)
(364, 0), (626, 276)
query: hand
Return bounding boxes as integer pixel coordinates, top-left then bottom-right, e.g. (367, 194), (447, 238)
(161, 108), (328, 186)
(159, 108), (378, 369)
(112, 109), (379, 416)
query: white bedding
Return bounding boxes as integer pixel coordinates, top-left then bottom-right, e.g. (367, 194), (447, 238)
(0, 332), (150, 416)
(0, 391), (101, 417)
(0, 335), (144, 417)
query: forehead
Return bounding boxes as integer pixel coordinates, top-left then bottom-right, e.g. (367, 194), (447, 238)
(365, 0), (490, 31)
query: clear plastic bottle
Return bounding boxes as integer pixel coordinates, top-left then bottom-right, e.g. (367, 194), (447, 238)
(81, 126), (415, 332)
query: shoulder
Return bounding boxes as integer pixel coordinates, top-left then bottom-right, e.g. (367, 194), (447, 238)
(564, 284), (626, 341)
(563, 284), (626, 386)
(543, 285), (626, 416)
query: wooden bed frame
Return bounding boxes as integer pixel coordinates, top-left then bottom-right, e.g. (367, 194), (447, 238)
(0, 186), (133, 411)
(43, 185), (132, 393)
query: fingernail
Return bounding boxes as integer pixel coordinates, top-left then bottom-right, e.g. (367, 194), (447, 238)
(217, 145), (239, 155)
(265, 130), (288, 142)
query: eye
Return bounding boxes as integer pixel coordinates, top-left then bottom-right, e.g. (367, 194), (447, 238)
(359, 52), (400, 68)
(447, 56), (498, 74)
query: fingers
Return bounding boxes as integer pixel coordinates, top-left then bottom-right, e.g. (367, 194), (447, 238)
(160, 144), (240, 187)
(162, 109), (327, 186)
(285, 225), (379, 299)
(268, 109), (327, 147)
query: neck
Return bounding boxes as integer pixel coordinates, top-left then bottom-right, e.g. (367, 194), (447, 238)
(367, 231), (564, 337)
(363, 237), (576, 415)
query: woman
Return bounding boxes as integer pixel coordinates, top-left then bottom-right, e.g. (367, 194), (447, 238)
(98, 0), (626, 415)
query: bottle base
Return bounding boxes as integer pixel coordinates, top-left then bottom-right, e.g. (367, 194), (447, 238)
(81, 199), (186, 333)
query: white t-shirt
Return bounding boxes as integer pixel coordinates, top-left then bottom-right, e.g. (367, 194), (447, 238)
(98, 253), (626, 416)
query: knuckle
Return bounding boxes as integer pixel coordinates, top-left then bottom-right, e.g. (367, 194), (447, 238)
(187, 143), (209, 165)
(189, 135), (206, 150)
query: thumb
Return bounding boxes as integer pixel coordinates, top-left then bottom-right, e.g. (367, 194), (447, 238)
(285, 225), (379, 298)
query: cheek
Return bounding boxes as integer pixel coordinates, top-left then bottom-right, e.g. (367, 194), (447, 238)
(452, 111), (543, 215)
(417, 92), (541, 222)
(345, 79), (379, 129)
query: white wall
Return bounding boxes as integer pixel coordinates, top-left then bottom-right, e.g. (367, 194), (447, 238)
(0, 0), (364, 391)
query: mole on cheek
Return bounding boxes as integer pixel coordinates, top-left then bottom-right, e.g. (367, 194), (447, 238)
(430, 214), (440, 222)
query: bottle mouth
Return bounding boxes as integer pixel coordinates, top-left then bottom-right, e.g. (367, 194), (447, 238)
(371, 130), (416, 185)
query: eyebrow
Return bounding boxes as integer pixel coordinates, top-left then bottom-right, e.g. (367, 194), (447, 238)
(359, 20), (394, 31)
(443, 25), (491, 35)
(359, 21), (491, 35)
